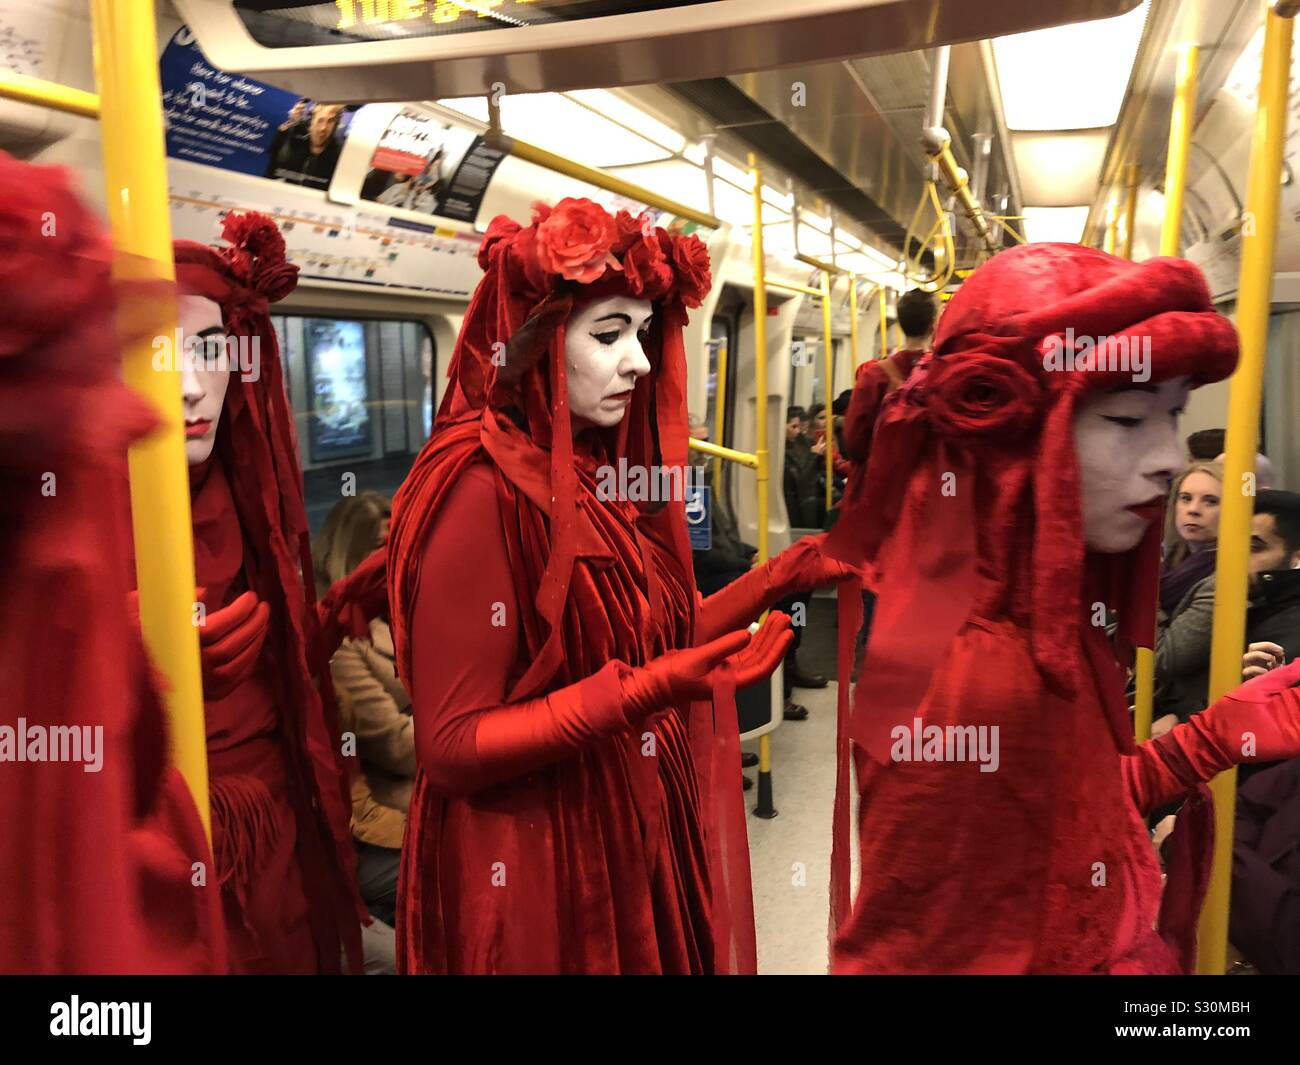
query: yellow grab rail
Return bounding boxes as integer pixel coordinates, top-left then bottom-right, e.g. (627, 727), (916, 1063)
(0, 68), (100, 118)
(1197, 4), (1295, 976)
(1134, 46), (1202, 746)
(688, 437), (759, 469)
(503, 135), (722, 231)
(820, 270), (836, 513)
(90, 0), (210, 840)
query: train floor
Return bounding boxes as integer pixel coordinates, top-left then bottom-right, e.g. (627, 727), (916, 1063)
(742, 678), (846, 975)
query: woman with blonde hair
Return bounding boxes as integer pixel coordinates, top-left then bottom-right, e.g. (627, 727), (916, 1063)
(1152, 461), (1224, 732)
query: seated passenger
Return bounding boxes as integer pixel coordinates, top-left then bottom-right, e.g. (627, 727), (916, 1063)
(315, 492), (412, 934)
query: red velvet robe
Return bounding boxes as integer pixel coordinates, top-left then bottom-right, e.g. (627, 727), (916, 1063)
(398, 452), (724, 973)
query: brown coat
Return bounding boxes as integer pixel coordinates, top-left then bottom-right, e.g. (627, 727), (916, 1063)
(330, 619), (413, 850)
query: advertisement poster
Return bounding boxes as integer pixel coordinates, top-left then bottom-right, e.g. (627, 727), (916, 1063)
(305, 319), (372, 462)
(359, 108), (505, 223)
(160, 25), (355, 190)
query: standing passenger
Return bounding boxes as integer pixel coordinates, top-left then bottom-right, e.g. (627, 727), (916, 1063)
(169, 212), (366, 973)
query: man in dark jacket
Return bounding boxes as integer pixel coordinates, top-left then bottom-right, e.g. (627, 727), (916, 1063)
(783, 406), (820, 529)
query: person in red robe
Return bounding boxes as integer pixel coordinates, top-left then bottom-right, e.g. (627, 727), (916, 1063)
(168, 213), (369, 974)
(387, 199), (852, 974)
(825, 242), (1300, 973)
(0, 152), (223, 973)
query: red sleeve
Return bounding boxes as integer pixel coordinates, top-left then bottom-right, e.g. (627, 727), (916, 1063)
(841, 360), (888, 462)
(408, 463), (631, 795)
(1123, 686), (1300, 813)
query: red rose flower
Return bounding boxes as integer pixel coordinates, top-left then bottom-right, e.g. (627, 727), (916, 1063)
(923, 352), (1041, 440)
(622, 231), (674, 299)
(613, 209), (651, 254)
(535, 197), (618, 283)
(670, 234), (712, 308)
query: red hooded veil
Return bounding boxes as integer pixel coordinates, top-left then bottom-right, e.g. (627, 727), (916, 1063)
(172, 214), (362, 974)
(0, 152), (222, 973)
(824, 243), (1239, 973)
(387, 198), (756, 973)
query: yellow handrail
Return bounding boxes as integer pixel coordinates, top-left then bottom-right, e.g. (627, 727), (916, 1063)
(1197, 4), (1295, 977)
(821, 269), (836, 514)
(688, 437), (758, 469)
(1121, 162), (1140, 260)
(1160, 45), (1200, 259)
(712, 337), (730, 489)
(91, 0), (210, 841)
(849, 276), (861, 368)
(503, 135), (722, 231)
(768, 278), (824, 298)
(1134, 45), (1202, 747)
(0, 68), (100, 118)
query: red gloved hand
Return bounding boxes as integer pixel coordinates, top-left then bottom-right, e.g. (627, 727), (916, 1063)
(697, 533), (859, 642)
(619, 611), (794, 720)
(1125, 657), (1300, 813)
(197, 590), (271, 701)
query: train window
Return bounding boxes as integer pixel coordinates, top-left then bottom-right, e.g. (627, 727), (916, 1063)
(705, 315), (732, 447)
(271, 313), (435, 532)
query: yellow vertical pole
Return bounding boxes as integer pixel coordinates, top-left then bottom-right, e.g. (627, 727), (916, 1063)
(92, 0), (210, 840)
(1104, 195), (1119, 255)
(878, 286), (889, 358)
(750, 154), (770, 568)
(749, 153), (775, 799)
(1197, 5), (1294, 976)
(713, 337), (729, 491)
(1135, 45), (1202, 745)
(821, 270), (835, 514)
(1160, 45), (1200, 257)
(849, 274), (861, 369)
(1121, 163), (1140, 260)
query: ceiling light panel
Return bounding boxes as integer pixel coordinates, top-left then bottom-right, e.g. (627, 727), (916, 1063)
(993, 1), (1150, 130)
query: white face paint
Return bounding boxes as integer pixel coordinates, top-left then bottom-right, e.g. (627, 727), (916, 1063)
(178, 294), (231, 466)
(565, 295), (653, 431)
(1072, 376), (1189, 552)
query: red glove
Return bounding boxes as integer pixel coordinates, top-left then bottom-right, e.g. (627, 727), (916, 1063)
(316, 546), (388, 659)
(418, 614), (793, 796)
(197, 590), (270, 701)
(126, 588), (270, 701)
(1124, 658), (1300, 814)
(619, 611), (794, 719)
(697, 533), (859, 642)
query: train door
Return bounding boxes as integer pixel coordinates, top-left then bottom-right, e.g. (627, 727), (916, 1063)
(271, 311), (436, 533)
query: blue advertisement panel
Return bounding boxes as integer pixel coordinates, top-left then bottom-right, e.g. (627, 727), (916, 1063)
(160, 25), (354, 189)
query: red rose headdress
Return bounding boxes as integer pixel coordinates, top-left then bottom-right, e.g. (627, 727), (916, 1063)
(827, 242), (1238, 762)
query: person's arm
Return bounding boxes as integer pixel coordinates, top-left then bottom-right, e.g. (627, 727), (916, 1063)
(695, 533), (856, 643)
(840, 361), (887, 462)
(331, 639), (415, 778)
(409, 465), (790, 796)
(1123, 662), (1300, 814)
(1153, 576), (1216, 704)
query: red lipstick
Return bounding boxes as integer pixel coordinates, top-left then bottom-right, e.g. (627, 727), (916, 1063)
(1126, 499), (1165, 523)
(185, 420), (213, 439)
